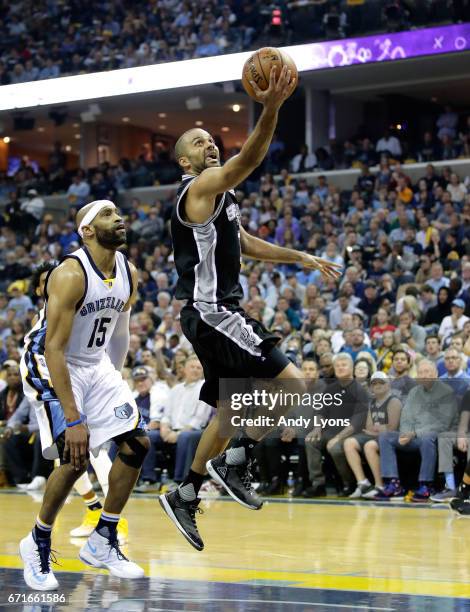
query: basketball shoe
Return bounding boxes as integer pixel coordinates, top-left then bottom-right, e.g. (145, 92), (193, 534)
(19, 531), (59, 591)
(206, 453), (263, 510)
(159, 489), (204, 551)
(79, 529), (144, 578)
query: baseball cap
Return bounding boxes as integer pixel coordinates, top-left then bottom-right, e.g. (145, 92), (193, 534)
(132, 366), (151, 380)
(370, 371), (389, 383)
(452, 299), (465, 309)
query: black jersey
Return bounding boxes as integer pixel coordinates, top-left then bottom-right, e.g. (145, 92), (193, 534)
(171, 174), (244, 304)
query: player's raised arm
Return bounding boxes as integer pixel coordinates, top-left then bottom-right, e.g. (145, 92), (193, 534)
(180, 66), (296, 224)
(195, 66), (294, 194)
(44, 259), (89, 469)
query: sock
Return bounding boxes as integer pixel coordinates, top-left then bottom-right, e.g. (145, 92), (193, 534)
(358, 478), (370, 486)
(227, 436), (258, 464)
(85, 494), (102, 511)
(445, 472), (456, 490)
(34, 517), (52, 540)
(179, 470), (204, 501)
(96, 511), (120, 538)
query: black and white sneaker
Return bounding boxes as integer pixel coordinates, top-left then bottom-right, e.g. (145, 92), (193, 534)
(450, 497), (470, 517)
(206, 454), (263, 510)
(159, 490), (204, 551)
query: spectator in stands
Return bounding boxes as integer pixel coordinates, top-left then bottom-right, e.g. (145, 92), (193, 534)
(304, 353), (369, 497)
(417, 131), (441, 162)
(436, 105), (459, 141)
(0, 364), (24, 486)
(159, 355), (211, 483)
(342, 328), (377, 362)
(329, 292), (363, 330)
(395, 310), (426, 353)
(447, 173), (467, 204)
(345, 371), (402, 499)
(377, 359), (457, 501)
(7, 283), (33, 321)
(389, 348), (416, 399)
(66, 172), (90, 208)
(438, 347), (469, 400)
(424, 286), (452, 328)
(375, 330), (396, 373)
(370, 308), (396, 345)
(424, 335), (442, 364)
(358, 281), (382, 324)
(21, 189), (45, 222)
(134, 365), (170, 492)
(290, 145), (317, 173)
(427, 262), (450, 294)
(376, 129), (402, 159)
(438, 299), (469, 343)
(431, 387), (470, 502)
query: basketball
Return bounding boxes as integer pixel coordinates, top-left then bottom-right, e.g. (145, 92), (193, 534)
(242, 47), (298, 100)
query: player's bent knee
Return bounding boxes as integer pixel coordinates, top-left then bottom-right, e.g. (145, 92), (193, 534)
(114, 428), (149, 469)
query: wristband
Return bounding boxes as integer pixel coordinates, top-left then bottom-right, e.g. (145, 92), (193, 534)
(66, 418), (83, 428)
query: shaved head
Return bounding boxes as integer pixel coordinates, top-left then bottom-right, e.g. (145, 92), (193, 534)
(174, 128), (219, 174)
(175, 128), (209, 163)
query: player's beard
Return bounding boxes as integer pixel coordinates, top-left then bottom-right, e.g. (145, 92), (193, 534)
(95, 226), (126, 249)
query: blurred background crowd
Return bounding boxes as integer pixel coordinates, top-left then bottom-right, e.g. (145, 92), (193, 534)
(0, 0), (468, 86)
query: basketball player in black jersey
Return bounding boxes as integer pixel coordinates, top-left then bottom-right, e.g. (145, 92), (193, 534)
(159, 65), (342, 550)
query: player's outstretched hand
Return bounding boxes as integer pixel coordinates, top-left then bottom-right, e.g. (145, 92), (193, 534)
(249, 65), (296, 110)
(64, 422), (89, 471)
(300, 253), (343, 281)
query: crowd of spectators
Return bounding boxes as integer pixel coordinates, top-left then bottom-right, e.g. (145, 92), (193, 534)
(1, 135), (470, 502)
(1, 107), (469, 204)
(0, 0), (466, 86)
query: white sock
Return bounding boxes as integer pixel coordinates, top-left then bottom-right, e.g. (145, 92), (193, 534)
(358, 478), (370, 487)
(225, 447), (246, 466)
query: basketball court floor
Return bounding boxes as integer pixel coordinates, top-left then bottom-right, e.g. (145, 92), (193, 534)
(2, 490), (470, 611)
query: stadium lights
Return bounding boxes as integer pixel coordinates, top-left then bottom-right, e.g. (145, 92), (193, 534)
(74, 133), (81, 139)
(159, 124), (166, 130)
(3, 136), (10, 143)
(0, 23), (468, 111)
(232, 104), (241, 112)
(121, 116), (130, 122)
(158, 112), (167, 118)
(195, 120), (203, 126)
(221, 126), (230, 132)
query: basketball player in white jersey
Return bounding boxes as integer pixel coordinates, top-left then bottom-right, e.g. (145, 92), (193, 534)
(22, 262), (128, 543)
(19, 200), (149, 590)
(160, 66), (342, 551)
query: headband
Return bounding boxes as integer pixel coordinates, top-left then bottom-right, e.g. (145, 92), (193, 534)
(77, 200), (116, 237)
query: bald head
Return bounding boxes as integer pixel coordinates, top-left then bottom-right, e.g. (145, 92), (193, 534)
(174, 128), (219, 173)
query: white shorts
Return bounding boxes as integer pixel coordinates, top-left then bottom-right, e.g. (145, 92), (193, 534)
(21, 351), (140, 460)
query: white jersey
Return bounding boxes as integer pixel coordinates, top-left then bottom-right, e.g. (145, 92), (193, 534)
(24, 246), (133, 367)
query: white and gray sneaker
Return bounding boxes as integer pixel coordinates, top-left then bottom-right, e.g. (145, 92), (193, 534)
(349, 480), (371, 499)
(19, 531), (59, 591)
(362, 485), (384, 499)
(79, 530), (144, 579)
(430, 488), (457, 502)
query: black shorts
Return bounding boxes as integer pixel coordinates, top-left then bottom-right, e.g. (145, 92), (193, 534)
(180, 302), (291, 408)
